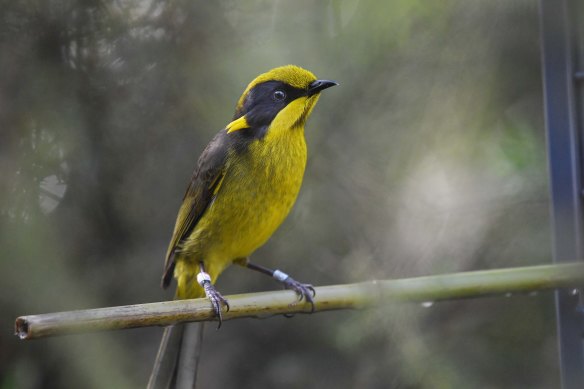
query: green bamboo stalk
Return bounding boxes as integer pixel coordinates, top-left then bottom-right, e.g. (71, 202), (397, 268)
(15, 263), (584, 340)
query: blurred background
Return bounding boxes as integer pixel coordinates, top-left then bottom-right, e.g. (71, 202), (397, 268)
(0, 0), (556, 388)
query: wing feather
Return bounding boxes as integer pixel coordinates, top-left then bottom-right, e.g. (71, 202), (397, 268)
(161, 131), (229, 288)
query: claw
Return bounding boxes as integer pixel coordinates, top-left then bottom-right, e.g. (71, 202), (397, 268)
(308, 285), (316, 297)
(201, 280), (229, 329)
(282, 277), (316, 313)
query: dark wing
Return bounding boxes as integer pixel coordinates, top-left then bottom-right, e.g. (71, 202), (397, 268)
(161, 130), (230, 288)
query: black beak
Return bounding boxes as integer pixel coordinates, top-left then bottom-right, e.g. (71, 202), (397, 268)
(307, 79), (338, 96)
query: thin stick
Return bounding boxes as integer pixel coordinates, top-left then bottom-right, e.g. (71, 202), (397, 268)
(15, 263), (584, 340)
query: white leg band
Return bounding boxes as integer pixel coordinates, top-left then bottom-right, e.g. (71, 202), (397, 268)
(197, 271), (212, 286)
(273, 269), (289, 282)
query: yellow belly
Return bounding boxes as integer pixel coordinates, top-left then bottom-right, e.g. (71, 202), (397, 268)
(174, 127), (307, 298)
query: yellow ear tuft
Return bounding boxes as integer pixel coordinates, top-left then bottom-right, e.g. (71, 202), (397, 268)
(226, 116), (250, 133)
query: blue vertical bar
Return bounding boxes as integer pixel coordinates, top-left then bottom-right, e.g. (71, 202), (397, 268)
(539, 0), (584, 388)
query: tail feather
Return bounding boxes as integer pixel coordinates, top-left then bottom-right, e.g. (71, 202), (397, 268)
(148, 323), (205, 389)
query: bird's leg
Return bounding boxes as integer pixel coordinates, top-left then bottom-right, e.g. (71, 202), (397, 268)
(197, 262), (229, 328)
(235, 258), (316, 312)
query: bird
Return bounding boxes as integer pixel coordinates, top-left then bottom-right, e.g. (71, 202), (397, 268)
(148, 65), (337, 389)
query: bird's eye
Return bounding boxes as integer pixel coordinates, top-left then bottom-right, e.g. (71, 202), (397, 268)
(273, 90), (286, 101)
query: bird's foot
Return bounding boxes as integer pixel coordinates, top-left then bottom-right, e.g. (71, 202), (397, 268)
(273, 270), (316, 313)
(197, 272), (229, 329)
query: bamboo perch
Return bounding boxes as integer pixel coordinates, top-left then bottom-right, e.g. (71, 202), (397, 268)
(15, 263), (584, 340)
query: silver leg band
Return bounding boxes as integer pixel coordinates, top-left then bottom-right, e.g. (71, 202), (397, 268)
(273, 269), (289, 282)
(197, 271), (212, 286)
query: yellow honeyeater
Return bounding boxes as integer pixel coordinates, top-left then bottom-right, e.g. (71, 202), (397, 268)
(148, 65), (337, 389)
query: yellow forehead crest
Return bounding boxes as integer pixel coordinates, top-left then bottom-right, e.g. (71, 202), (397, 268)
(236, 65), (317, 111)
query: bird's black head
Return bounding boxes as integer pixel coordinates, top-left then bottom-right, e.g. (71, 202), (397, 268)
(226, 66), (337, 137)
(235, 80), (308, 128)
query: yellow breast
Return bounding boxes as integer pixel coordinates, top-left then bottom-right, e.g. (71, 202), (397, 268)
(175, 124), (307, 297)
(208, 126), (306, 258)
